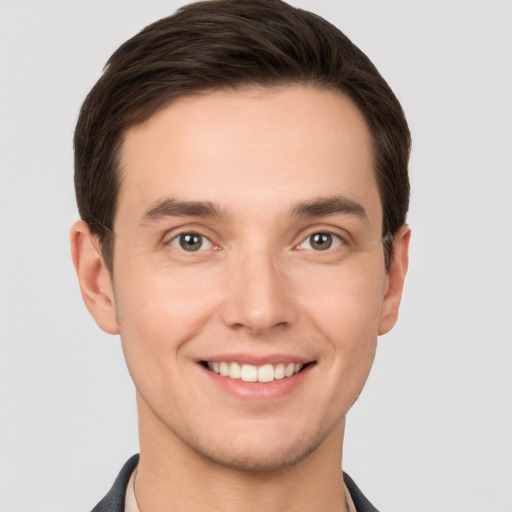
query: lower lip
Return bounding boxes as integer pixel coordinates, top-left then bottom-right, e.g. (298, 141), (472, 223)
(199, 363), (314, 401)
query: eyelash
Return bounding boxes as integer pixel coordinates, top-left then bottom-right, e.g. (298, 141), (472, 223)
(165, 230), (346, 253)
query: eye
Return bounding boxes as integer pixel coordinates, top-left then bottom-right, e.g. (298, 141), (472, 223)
(297, 232), (344, 251)
(167, 233), (214, 252)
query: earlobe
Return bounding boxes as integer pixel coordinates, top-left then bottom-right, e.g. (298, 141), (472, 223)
(378, 225), (410, 336)
(70, 220), (119, 335)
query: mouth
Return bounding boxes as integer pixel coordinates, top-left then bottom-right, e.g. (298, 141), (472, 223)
(201, 360), (313, 383)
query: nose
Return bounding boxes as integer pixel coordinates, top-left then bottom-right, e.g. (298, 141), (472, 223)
(220, 249), (297, 336)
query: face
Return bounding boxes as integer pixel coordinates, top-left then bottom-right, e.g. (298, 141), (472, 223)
(75, 86), (409, 472)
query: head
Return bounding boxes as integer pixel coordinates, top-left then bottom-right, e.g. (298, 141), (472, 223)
(74, 0), (410, 275)
(72, 0), (411, 474)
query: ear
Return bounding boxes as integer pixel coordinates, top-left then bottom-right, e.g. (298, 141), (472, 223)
(70, 220), (119, 335)
(378, 225), (410, 336)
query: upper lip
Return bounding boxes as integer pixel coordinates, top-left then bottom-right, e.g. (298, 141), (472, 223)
(198, 353), (315, 366)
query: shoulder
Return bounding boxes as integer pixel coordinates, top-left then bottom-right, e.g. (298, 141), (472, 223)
(344, 472), (381, 512)
(91, 454), (139, 512)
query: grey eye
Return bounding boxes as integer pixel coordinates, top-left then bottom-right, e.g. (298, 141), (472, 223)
(299, 232), (343, 251)
(168, 233), (213, 252)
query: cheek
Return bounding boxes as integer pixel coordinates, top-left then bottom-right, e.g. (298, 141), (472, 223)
(115, 254), (221, 329)
(300, 260), (386, 337)
(297, 260), (385, 382)
(112, 264), (222, 385)
(288, 264), (384, 419)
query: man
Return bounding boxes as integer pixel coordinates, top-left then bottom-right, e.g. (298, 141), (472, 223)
(71, 1), (410, 510)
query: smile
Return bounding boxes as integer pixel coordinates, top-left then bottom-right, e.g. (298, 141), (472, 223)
(205, 361), (305, 383)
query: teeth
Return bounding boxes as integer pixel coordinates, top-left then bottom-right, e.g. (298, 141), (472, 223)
(228, 362), (241, 379)
(257, 364), (274, 383)
(206, 361), (305, 382)
(240, 364), (258, 382)
(219, 362), (229, 377)
(274, 363), (285, 380)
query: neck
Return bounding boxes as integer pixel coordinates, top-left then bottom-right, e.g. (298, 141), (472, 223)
(134, 395), (348, 512)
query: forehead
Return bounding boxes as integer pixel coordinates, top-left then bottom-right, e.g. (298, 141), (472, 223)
(117, 85), (381, 231)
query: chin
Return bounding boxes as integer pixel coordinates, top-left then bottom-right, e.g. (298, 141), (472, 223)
(173, 420), (333, 473)
(193, 438), (317, 473)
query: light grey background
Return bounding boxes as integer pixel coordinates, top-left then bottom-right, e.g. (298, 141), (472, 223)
(1, 1), (511, 511)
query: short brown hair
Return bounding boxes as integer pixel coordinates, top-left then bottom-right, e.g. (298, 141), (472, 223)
(74, 0), (410, 272)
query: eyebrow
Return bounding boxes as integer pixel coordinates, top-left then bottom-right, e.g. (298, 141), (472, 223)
(140, 198), (226, 225)
(140, 195), (368, 226)
(289, 195), (368, 221)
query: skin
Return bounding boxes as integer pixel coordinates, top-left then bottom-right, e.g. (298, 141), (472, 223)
(71, 85), (410, 512)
